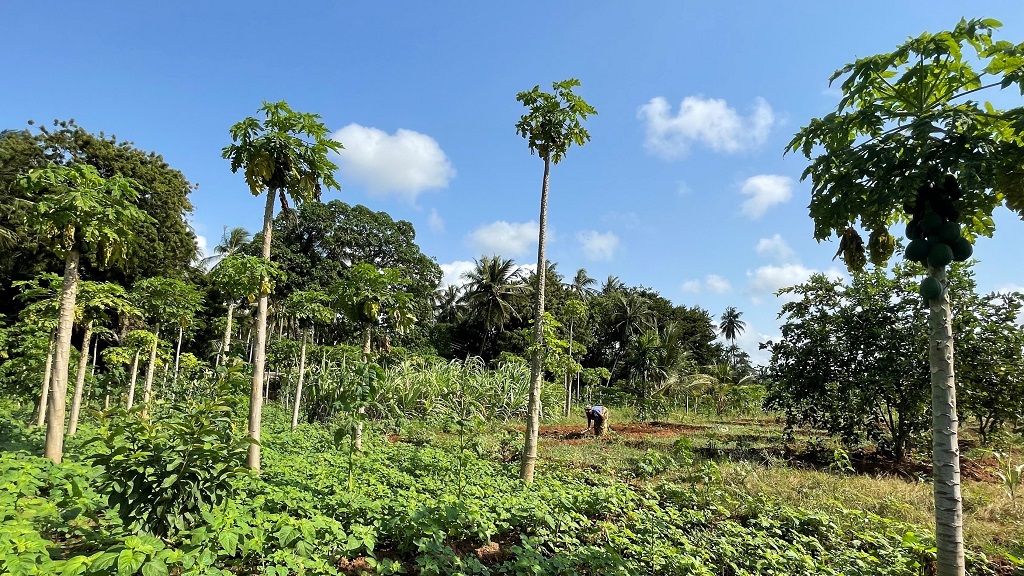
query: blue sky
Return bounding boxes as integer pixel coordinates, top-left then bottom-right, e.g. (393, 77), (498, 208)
(4, 2), (1024, 363)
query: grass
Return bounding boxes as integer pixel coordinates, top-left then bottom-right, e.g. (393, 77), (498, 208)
(511, 406), (1024, 560)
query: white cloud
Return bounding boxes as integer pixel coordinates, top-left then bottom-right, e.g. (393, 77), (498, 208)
(996, 283), (1024, 295)
(681, 280), (702, 294)
(676, 180), (692, 196)
(637, 95), (775, 159)
(427, 208), (444, 233)
(732, 324), (779, 367)
(468, 220), (539, 258)
(705, 274), (732, 294)
(740, 175), (793, 219)
(576, 230), (620, 261)
(195, 234), (209, 258)
(755, 234), (796, 263)
(332, 124), (455, 201)
(680, 274), (732, 295)
(747, 263), (845, 304)
(439, 260), (475, 288)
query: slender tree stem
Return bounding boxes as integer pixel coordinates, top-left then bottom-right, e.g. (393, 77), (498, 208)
(247, 188), (276, 471)
(35, 331), (55, 428)
(521, 155), (550, 483)
(126, 349), (140, 409)
(45, 249), (80, 463)
(291, 328), (308, 430)
(67, 320), (93, 436)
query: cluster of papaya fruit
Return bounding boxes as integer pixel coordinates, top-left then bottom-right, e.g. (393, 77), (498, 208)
(903, 175), (973, 299)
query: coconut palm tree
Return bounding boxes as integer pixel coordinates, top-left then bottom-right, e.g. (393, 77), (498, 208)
(434, 284), (465, 324)
(203, 226), (251, 268)
(462, 256), (526, 356)
(223, 100), (343, 471)
(600, 275), (625, 295)
(719, 306), (746, 347)
(568, 268), (597, 299)
(719, 306), (746, 364)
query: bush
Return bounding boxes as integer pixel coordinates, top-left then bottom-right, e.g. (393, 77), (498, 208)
(86, 373), (250, 537)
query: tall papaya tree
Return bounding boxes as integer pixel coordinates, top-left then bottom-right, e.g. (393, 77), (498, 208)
(15, 164), (150, 463)
(332, 263), (416, 449)
(787, 19), (1024, 576)
(515, 79), (596, 483)
(208, 254), (280, 366)
(223, 101), (343, 471)
(67, 281), (138, 435)
(283, 289), (334, 429)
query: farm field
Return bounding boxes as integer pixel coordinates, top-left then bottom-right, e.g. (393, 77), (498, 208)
(3, 393), (1022, 575)
(5, 6), (1024, 576)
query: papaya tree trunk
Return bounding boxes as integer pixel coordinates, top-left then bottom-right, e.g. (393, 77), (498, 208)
(564, 318), (574, 418)
(67, 319), (94, 436)
(218, 302), (235, 367)
(126, 349), (141, 409)
(521, 155), (550, 483)
(291, 328), (308, 430)
(173, 324), (183, 382)
(90, 332), (99, 378)
(928, 265), (964, 576)
(354, 326), (372, 451)
(45, 248), (80, 464)
(35, 331), (56, 428)
(247, 188), (276, 472)
(142, 322), (161, 408)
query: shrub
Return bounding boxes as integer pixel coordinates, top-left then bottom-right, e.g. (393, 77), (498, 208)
(86, 372), (250, 537)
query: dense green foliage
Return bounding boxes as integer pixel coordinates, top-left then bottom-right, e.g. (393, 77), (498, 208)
(2, 400), (1011, 576)
(767, 265), (1024, 459)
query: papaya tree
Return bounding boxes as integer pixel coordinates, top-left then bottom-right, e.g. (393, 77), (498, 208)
(123, 329), (156, 409)
(562, 298), (588, 416)
(16, 164), (151, 463)
(132, 277), (199, 410)
(223, 100), (343, 471)
(332, 263), (416, 449)
(13, 273), (63, 427)
(515, 78), (596, 483)
(67, 281), (138, 435)
(283, 289), (334, 430)
(208, 254), (279, 366)
(787, 19), (1024, 575)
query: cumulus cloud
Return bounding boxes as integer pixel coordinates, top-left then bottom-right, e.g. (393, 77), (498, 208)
(468, 221), (539, 258)
(740, 175), (793, 219)
(577, 230), (620, 261)
(755, 234), (796, 263)
(332, 124), (455, 201)
(439, 260), (475, 288)
(680, 274), (732, 295)
(747, 264), (845, 304)
(705, 274), (732, 294)
(637, 95), (775, 159)
(427, 208), (444, 233)
(195, 234), (209, 261)
(681, 280), (702, 294)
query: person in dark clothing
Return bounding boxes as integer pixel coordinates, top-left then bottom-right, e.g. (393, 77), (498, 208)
(584, 405), (609, 436)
